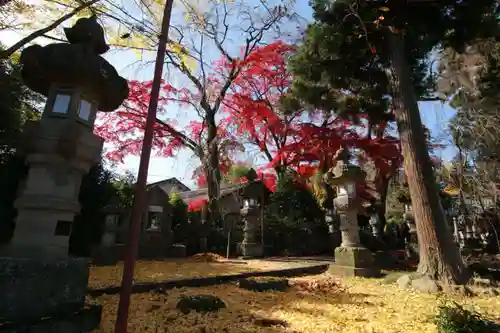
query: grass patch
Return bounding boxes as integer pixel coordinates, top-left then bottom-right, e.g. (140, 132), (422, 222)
(91, 274), (500, 333)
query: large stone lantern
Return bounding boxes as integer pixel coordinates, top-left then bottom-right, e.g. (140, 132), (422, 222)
(324, 147), (379, 277)
(3, 16), (128, 258)
(0, 16), (128, 330)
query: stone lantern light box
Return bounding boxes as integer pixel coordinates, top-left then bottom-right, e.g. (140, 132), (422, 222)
(45, 86), (99, 127)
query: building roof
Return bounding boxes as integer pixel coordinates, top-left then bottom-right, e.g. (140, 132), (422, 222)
(178, 182), (246, 203)
(147, 177), (191, 196)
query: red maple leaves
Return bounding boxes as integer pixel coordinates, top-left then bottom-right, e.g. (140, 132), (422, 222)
(95, 40), (401, 211)
(223, 42), (300, 174)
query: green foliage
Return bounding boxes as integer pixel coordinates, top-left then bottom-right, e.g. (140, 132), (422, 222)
(264, 172), (328, 255)
(285, 0), (498, 124)
(434, 301), (496, 333)
(112, 171), (135, 209)
(223, 164), (251, 184)
(169, 192), (190, 244)
(69, 162), (116, 256)
(0, 49), (42, 243)
(268, 172), (323, 223)
(0, 155), (28, 244)
(447, 41), (500, 164)
(0, 51), (42, 161)
(386, 210), (404, 225)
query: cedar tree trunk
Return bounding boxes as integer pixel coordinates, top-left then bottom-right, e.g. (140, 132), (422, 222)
(387, 31), (470, 284)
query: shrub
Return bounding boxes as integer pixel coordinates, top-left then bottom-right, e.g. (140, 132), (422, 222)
(434, 301), (497, 333)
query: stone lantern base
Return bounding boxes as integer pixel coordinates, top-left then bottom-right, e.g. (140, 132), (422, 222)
(240, 242), (264, 259)
(330, 247), (381, 277)
(0, 256), (101, 332)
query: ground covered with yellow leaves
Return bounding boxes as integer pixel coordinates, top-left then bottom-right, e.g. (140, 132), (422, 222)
(88, 259), (257, 289)
(92, 273), (500, 333)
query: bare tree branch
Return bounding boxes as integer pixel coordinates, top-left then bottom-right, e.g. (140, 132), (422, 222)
(1, 0), (100, 59)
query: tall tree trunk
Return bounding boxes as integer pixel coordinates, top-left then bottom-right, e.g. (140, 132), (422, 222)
(387, 31), (470, 284)
(202, 112), (222, 252)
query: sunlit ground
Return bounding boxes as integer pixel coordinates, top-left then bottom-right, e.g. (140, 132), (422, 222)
(88, 259), (259, 289)
(91, 273), (500, 333)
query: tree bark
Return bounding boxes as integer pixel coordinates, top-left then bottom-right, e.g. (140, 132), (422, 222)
(202, 111), (222, 250)
(387, 31), (470, 284)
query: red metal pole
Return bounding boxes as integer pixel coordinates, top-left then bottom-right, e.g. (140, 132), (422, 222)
(114, 0), (174, 331)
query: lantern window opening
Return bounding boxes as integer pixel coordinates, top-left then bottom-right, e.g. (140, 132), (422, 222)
(78, 99), (92, 121)
(345, 181), (356, 198)
(52, 93), (71, 115)
(243, 198), (258, 208)
(106, 214), (120, 226)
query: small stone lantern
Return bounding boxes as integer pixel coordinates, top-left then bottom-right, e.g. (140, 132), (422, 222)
(102, 204), (121, 247)
(324, 147), (379, 277)
(403, 204), (418, 244)
(369, 214), (382, 239)
(240, 197), (263, 258)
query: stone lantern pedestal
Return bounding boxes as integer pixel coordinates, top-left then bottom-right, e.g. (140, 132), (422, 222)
(0, 16), (128, 332)
(3, 116), (103, 258)
(324, 148), (380, 277)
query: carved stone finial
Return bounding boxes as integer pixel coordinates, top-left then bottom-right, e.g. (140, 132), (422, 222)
(333, 145), (349, 164)
(63, 15), (110, 55)
(331, 145), (350, 178)
(246, 168), (258, 182)
(19, 16), (129, 112)
(323, 145), (366, 187)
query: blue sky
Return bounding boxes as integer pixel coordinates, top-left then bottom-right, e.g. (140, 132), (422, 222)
(0, 0), (457, 189)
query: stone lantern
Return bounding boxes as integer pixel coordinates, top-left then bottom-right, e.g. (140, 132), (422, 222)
(0, 16), (128, 330)
(324, 146), (379, 277)
(369, 214), (382, 239)
(403, 204), (418, 244)
(240, 197), (263, 258)
(102, 204), (122, 247)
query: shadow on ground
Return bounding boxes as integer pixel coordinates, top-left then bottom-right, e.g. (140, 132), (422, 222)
(91, 278), (370, 333)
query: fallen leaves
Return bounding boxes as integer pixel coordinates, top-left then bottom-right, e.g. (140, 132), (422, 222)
(88, 259), (256, 289)
(90, 264), (500, 333)
(189, 252), (227, 262)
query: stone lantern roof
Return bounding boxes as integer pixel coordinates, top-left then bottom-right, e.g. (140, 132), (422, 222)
(324, 146), (367, 187)
(19, 16), (129, 112)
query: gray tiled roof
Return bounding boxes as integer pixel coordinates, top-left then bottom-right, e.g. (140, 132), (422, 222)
(147, 177), (191, 195)
(178, 183), (247, 203)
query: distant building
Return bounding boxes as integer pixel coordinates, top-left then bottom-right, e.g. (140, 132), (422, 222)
(146, 177), (191, 196)
(102, 175), (269, 259)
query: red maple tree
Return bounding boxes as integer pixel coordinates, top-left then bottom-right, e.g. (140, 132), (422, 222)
(95, 42), (294, 218)
(222, 41), (301, 179)
(95, 41), (401, 215)
(96, 42), (298, 190)
(220, 41), (401, 195)
(275, 112), (401, 223)
(95, 80), (241, 167)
